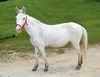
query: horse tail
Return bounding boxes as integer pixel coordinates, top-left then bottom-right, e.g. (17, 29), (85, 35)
(82, 27), (88, 63)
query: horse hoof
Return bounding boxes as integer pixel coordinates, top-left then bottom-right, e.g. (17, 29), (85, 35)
(44, 68), (48, 72)
(75, 65), (81, 70)
(32, 68), (37, 71)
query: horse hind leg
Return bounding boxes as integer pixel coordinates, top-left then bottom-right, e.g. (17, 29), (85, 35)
(75, 55), (83, 70)
(71, 42), (83, 70)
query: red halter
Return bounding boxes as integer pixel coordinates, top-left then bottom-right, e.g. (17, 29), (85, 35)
(16, 16), (28, 29)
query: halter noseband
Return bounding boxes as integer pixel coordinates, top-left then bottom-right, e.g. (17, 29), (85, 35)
(16, 16), (28, 29)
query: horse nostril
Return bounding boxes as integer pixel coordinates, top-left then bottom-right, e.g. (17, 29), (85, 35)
(19, 28), (21, 30)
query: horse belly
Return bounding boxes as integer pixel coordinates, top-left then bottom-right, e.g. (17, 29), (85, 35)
(44, 29), (70, 47)
(49, 38), (69, 47)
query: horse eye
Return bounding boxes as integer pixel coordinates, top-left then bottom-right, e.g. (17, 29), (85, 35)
(23, 18), (25, 20)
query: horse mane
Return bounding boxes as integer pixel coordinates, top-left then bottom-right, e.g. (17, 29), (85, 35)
(27, 15), (43, 24)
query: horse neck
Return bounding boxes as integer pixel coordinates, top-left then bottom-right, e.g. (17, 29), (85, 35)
(24, 15), (44, 37)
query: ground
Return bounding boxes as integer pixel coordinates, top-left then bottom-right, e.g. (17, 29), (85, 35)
(0, 45), (100, 77)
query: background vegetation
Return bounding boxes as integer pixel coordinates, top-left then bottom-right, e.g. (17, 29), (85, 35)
(0, 0), (100, 54)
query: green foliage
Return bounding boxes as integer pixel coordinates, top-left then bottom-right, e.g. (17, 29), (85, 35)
(0, 0), (100, 53)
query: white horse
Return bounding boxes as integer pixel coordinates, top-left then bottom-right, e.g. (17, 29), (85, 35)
(15, 7), (88, 72)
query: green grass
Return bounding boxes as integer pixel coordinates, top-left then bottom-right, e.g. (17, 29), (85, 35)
(0, 0), (100, 53)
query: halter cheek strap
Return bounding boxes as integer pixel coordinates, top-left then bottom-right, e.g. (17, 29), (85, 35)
(16, 16), (28, 29)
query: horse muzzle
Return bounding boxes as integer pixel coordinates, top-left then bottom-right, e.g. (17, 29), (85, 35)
(16, 26), (22, 33)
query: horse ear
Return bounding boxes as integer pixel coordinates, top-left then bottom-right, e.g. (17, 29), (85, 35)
(22, 6), (26, 14)
(15, 7), (19, 13)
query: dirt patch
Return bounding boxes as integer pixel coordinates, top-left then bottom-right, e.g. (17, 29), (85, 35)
(0, 45), (100, 77)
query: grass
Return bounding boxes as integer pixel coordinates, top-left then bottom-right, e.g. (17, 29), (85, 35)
(0, 0), (100, 54)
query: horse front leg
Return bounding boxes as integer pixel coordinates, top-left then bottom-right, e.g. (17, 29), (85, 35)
(38, 46), (49, 72)
(32, 47), (39, 71)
